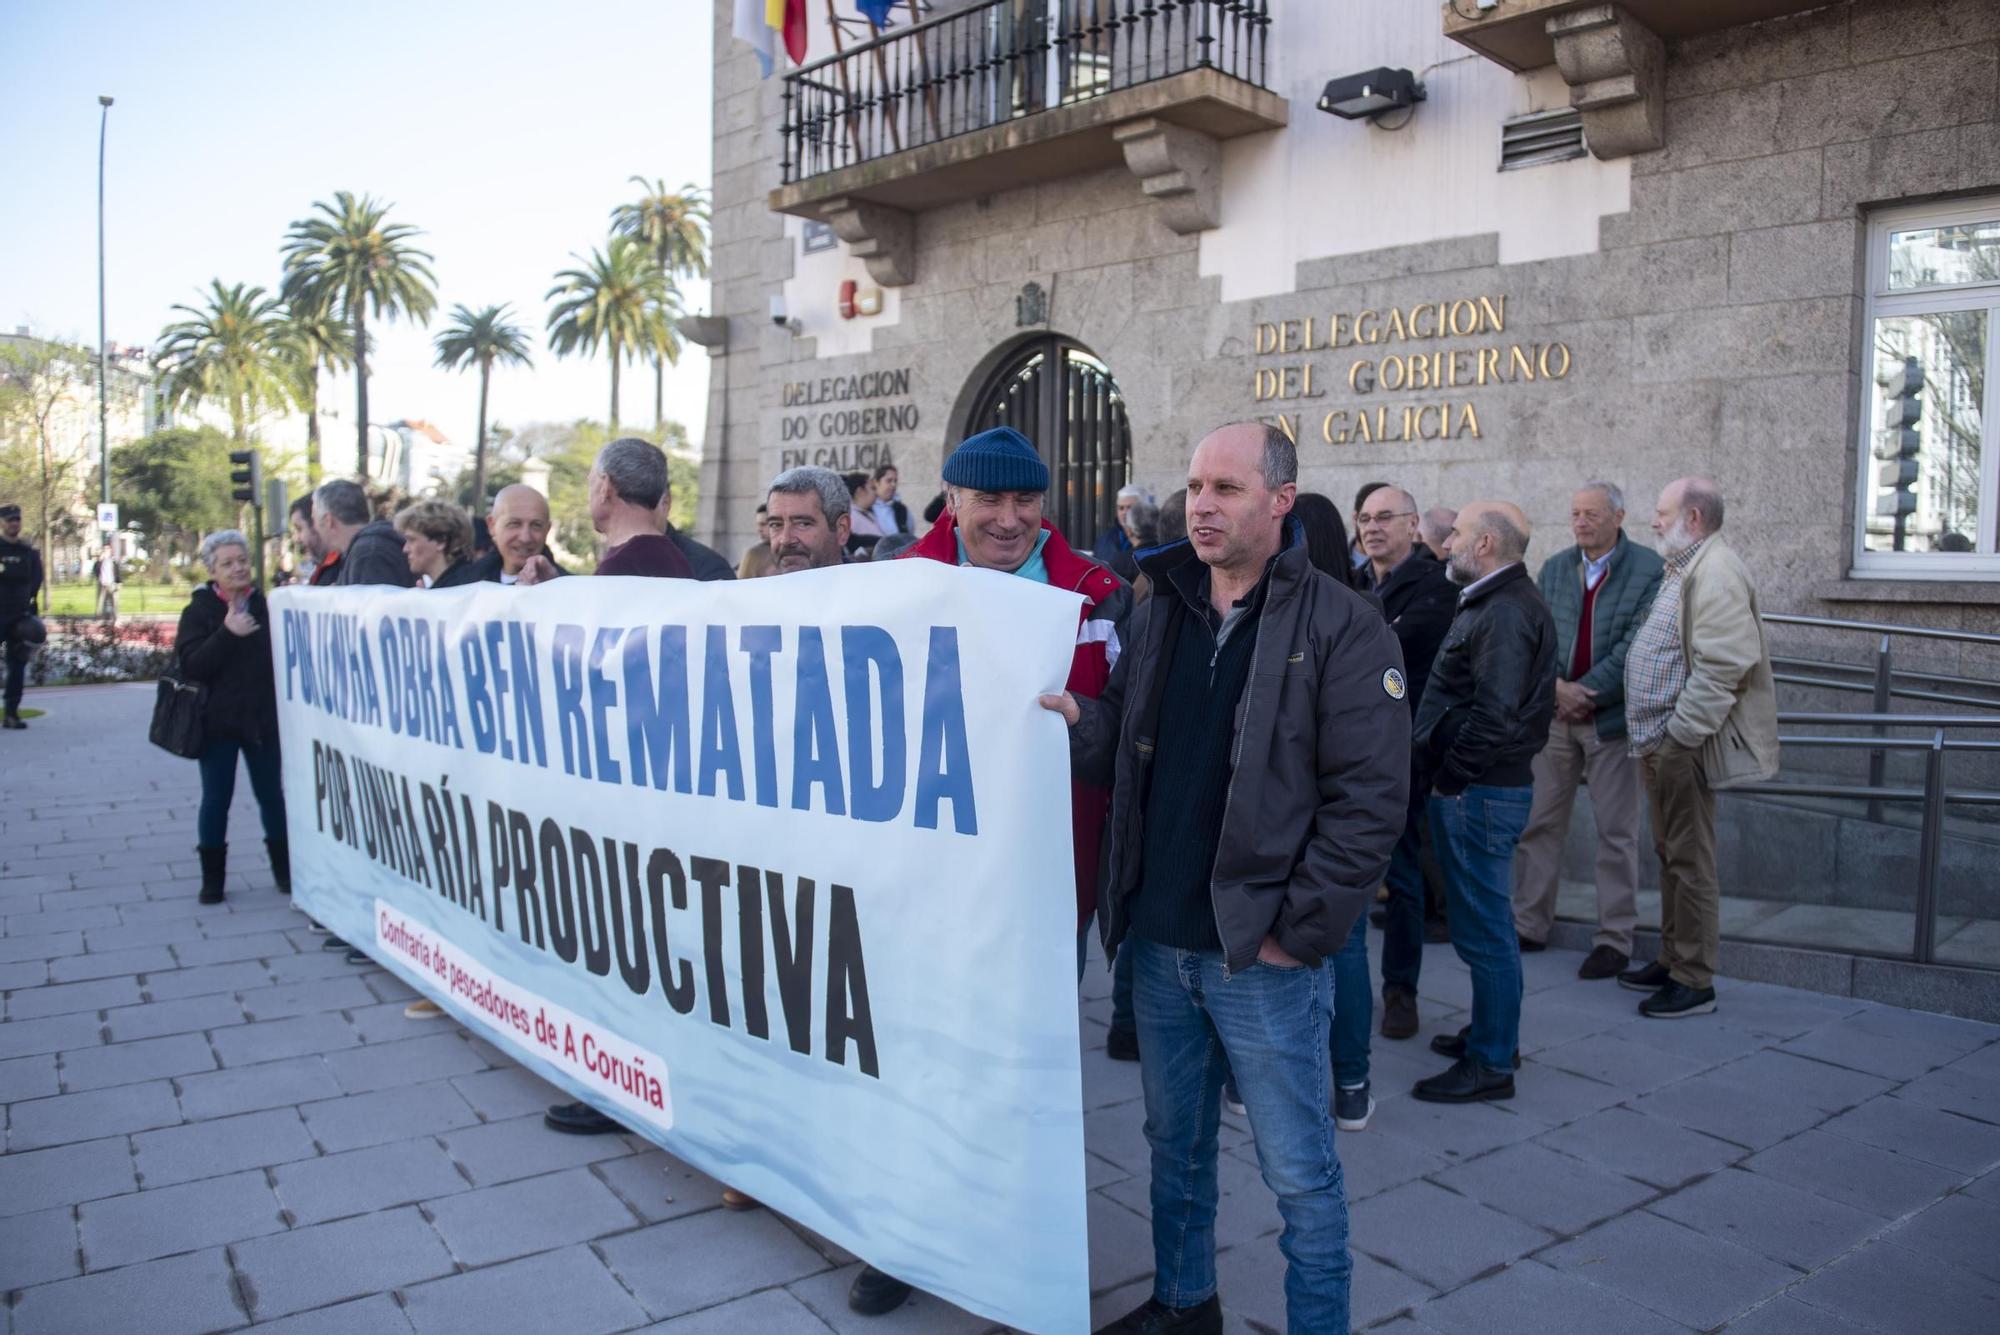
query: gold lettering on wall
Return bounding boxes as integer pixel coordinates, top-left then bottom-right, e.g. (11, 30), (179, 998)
(1250, 293), (1569, 448)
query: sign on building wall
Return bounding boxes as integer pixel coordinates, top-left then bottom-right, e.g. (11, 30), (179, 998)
(777, 364), (919, 472)
(1250, 295), (1574, 447)
(269, 568), (1092, 1334)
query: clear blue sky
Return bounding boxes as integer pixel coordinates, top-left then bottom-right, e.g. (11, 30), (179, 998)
(0, 0), (716, 451)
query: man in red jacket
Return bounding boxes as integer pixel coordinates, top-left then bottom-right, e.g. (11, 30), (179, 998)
(904, 425), (1130, 966)
(832, 426), (1128, 1321)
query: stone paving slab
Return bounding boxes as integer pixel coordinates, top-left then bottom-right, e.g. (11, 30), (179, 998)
(4, 682), (2000, 1333)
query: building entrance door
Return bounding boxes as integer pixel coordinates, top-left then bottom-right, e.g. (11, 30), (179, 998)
(966, 336), (1132, 551)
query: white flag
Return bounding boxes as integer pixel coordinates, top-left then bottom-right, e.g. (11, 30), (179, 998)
(732, 0), (775, 77)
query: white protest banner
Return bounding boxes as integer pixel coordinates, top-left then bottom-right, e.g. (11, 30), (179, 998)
(269, 561), (1090, 1333)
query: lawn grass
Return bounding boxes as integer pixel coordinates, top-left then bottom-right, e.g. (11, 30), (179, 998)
(42, 582), (195, 617)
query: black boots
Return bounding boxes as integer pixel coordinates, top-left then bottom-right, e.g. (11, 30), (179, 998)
(266, 838), (290, 894)
(197, 846), (226, 904)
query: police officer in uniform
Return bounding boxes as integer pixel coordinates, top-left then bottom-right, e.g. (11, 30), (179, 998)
(0, 503), (46, 729)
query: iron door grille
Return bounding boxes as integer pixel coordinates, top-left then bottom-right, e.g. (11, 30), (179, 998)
(970, 336), (1132, 552)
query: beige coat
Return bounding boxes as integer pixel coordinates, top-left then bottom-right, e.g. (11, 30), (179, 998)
(1665, 534), (1780, 789)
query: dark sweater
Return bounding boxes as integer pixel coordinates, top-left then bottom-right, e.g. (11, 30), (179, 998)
(669, 527), (736, 581)
(1127, 589), (1261, 951)
(597, 534), (694, 579)
(0, 537), (44, 615)
(175, 585), (279, 744)
(335, 520), (415, 587)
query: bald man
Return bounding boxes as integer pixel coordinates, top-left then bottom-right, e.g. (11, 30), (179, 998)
(1409, 501), (1557, 1105)
(1617, 477), (1777, 1018)
(463, 484), (561, 584)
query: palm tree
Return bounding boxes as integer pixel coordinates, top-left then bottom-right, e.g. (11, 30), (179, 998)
(433, 303), (534, 510)
(277, 295), (354, 485)
(611, 179), (709, 427)
(280, 191), (437, 479)
(154, 281), (295, 445)
(545, 236), (669, 430)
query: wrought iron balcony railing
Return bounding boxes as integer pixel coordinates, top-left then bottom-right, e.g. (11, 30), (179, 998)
(780, 0), (1273, 185)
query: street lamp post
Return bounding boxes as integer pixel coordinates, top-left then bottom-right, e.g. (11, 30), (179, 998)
(97, 95), (113, 512)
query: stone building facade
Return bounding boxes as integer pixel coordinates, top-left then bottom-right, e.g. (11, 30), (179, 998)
(696, 0), (2000, 654)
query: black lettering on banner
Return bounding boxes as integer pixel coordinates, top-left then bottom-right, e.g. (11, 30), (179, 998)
(692, 855), (732, 1027)
(646, 847), (696, 1014)
(769, 874), (816, 1056)
(572, 830), (613, 978)
(737, 864), (769, 1042)
(311, 748), (882, 1079)
(540, 817), (578, 964)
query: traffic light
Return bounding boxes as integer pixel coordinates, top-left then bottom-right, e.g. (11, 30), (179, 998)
(229, 449), (262, 505)
(1874, 358), (1924, 550)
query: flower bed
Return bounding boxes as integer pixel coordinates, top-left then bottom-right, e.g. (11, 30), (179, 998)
(26, 616), (179, 686)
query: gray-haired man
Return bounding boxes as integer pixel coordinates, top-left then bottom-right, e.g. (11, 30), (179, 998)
(766, 465), (852, 573)
(314, 479), (414, 588)
(1511, 482), (1662, 980)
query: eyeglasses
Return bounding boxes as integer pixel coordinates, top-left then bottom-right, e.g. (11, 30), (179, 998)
(1356, 510), (1415, 527)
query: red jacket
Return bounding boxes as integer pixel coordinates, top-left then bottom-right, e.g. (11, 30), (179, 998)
(904, 514), (1131, 929)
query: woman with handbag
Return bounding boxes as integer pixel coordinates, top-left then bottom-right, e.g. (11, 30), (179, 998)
(175, 529), (287, 904)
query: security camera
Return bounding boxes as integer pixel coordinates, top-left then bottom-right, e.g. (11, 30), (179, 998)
(769, 294), (801, 336)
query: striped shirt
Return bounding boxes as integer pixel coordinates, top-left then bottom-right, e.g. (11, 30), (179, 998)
(1625, 538), (1705, 756)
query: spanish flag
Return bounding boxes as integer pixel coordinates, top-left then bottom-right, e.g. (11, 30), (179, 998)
(766, 0), (808, 65)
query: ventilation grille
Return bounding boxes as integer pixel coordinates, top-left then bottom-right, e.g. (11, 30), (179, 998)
(1500, 108), (1587, 171)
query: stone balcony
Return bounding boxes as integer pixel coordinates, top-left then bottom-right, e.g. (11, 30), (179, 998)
(769, 0), (1287, 286)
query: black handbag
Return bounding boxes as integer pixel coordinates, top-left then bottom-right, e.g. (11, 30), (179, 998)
(149, 672), (207, 758)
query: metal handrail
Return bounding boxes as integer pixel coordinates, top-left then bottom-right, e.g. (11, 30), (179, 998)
(1764, 610), (2000, 819)
(1776, 712), (2000, 727)
(1764, 611), (2000, 646)
(1726, 722), (1990, 964)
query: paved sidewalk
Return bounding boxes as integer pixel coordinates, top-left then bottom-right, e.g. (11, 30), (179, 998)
(4, 682), (1999, 1334)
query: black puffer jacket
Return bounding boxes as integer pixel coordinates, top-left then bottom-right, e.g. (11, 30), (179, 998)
(175, 585), (279, 744)
(1070, 525), (1411, 974)
(335, 520), (415, 587)
(1411, 563), (1557, 795)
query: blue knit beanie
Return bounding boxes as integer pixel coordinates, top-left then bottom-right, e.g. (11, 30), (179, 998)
(942, 426), (1049, 494)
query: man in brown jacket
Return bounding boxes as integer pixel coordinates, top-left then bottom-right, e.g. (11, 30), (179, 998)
(1618, 477), (1779, 1018)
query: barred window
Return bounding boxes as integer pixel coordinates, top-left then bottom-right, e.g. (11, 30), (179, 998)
(1854, 200), (2000, 577)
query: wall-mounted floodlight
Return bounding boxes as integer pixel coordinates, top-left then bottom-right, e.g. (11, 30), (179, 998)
(1318, 68), (1426, 122)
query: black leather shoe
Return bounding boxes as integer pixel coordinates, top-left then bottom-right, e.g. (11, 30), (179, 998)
(1094, 1294), (1224, 1334)
(848, 1265), (915, 1316)
(1518, 935), (1547, 953)
(3, 713), (26, 729)
(1412, 1058), (1515, 1104)
(1428, 1026), (1518, 1069)
(1369, 906), (1387, 929)
(1639, 981), (1717, 1019)
(1618, 960), (1670, 993)
(543, 1101), (628, 1135)
(1380, 988), (1419, 1040)
(321, 935), (351, 952)
(1105, 1026), (1140, 1062)
(1579, 945), (1630, 980)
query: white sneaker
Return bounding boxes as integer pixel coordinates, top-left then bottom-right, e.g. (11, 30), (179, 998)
(1334, 1083), (1375, 1132)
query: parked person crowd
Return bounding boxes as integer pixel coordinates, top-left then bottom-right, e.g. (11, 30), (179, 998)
(138, 412), (1779, 1335)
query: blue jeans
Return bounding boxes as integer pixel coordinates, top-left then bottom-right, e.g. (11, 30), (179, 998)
(1131, 939), (1350, 1334)
(196, 737), (287, 848)
(1427, 784), (1533, 1070)
(1329, 914), (1371, 1087)
(1111, 938), (1135, 1034)
(1378, 787), (1428, 999)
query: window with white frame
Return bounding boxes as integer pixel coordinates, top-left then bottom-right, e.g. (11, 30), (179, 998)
(1855, 199), (2000, 577)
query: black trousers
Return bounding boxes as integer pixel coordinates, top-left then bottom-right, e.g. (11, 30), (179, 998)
(0, 614), (26, 714)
